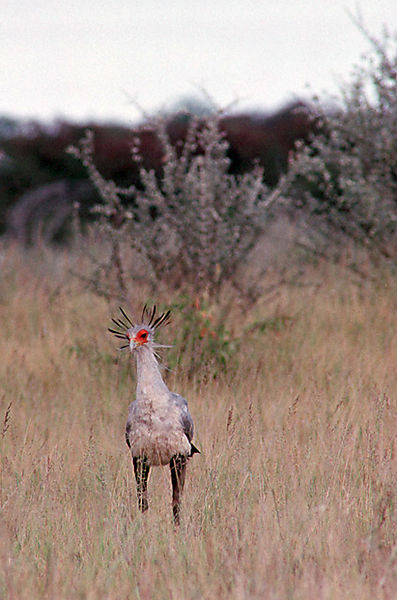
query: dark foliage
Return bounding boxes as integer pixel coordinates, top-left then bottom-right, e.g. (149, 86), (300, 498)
(0, 103), (314, 243)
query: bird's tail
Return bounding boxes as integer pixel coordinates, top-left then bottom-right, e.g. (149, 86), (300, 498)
(190, 443), (200, 456)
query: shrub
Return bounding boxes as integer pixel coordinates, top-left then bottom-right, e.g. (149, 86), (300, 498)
(281, 23), (397, 261)
(70, 112), (280, 300)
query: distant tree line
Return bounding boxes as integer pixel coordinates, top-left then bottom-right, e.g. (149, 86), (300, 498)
(0, 102), (314, 244)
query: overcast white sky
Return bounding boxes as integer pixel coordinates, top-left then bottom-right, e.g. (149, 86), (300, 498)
(2, 0), (396, 124)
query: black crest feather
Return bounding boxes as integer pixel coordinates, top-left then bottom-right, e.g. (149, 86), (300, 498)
(119, 307), (134, 327)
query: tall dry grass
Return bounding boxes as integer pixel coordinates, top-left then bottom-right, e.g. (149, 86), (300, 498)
(0, 244), (396, 599)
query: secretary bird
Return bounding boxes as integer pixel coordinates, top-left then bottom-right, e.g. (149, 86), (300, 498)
(109, 305), (199, 524)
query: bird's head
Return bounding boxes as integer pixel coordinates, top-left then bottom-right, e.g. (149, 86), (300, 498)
(108, 305), (171, 353)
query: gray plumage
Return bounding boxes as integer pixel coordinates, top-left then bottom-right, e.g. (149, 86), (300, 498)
(109, 306), (199, 523)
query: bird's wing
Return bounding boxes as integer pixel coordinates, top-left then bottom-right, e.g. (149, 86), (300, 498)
(171, 392), (194, 442)
(125, 400), (137, 448)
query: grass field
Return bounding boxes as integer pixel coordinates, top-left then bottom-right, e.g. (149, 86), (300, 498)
(0, 244), (396, 599)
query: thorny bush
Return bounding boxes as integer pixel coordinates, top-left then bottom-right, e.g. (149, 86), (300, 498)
(69, 113), (279, 301)
(281, 24), (397, 262)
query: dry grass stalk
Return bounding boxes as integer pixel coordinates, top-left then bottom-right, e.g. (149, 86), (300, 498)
(2, 401), (12, 438)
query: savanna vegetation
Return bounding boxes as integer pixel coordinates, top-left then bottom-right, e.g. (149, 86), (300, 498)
(0, 246), (396, 599)
(0, 22), (397, 600)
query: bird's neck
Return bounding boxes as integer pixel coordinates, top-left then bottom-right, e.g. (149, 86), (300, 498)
(135, 346), (169, 396)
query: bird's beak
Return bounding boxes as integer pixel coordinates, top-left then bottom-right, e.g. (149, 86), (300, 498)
(129, 337), (145, 351)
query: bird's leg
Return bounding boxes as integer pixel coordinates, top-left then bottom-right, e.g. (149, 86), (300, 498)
(133, 456), (150, 513)
(170, 454), (187, 525)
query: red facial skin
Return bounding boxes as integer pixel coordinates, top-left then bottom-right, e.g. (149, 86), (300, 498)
(133, 329), (149, 345)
